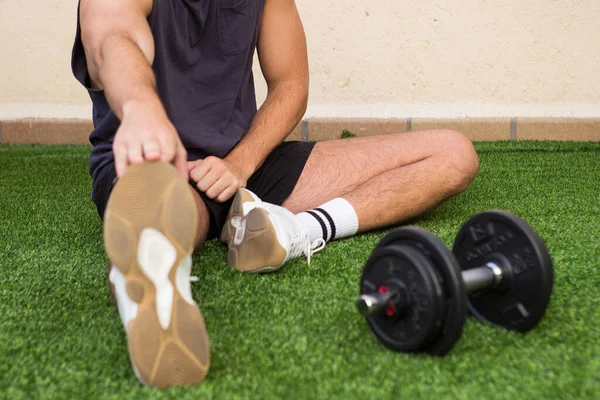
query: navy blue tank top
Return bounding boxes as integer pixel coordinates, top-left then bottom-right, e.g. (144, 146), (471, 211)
(71, 0), (265, 181)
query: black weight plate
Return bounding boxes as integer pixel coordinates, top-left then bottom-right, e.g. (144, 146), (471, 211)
(452, 211), (554, 332)
(375, 227), (467, 356)
(360, 244), (444, 352)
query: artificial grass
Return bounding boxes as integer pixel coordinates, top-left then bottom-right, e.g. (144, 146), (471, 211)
(0, 141), (599, 399)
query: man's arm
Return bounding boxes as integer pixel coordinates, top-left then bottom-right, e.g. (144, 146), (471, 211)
(226, 0), (309, 173)
(80, 0), (187, 177)
(188, 0), (309, 202)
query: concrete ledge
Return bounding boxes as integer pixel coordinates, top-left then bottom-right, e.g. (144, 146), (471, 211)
(516, 118), (600, 141)
(1, 119), (93, 145)
(0, 117), (599, 144)
(307, 118), (408, 141)
(410, 118), (512, 141)
(286, 122), (303, 141)
(306, 117), (599, 142)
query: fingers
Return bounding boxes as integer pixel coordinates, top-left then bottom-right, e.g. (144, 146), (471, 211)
(114, 127), (187, 178)
(215, 185), (237, 203)
(205, 176), (230, 200)
(190, 159), (218, 192)
(188, 158), (240, 202)
(142, 137), (161, 162)
(155, 133), (188, 178)
(203, 174), (239, 202)
(127, 141), (144, 170)
(157, 134), (176, 163)
(187, 160), (201, 172)
(114, 136), (144, 177)
(113, 140), (128, 177)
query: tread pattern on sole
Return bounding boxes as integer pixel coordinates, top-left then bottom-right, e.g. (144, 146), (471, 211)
(103, 162), (210, 388)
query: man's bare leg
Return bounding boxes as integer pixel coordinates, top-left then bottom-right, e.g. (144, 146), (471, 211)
(283, 129), (479, 232)
(191, 188), (211, 252)
(226, 130), (479, 272)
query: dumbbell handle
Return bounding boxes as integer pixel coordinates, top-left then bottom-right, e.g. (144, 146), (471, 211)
(463, 262), (503, 292)
(357, 262), (503, 317)
(356, 292), (393, 317)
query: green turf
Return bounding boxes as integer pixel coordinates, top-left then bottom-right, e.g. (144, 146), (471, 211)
(1, 141), (599, 399)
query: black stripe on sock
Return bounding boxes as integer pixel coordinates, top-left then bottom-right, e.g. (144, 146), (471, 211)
(315, 208), (336, 241)
(306, 210), (328, 241)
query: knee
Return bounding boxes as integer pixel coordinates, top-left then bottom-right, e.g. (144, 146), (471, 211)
(435, 130), (479, 194)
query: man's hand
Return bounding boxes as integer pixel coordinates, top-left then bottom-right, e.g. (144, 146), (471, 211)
(187, 157), (250, 202)
(113, 99), (188, 179)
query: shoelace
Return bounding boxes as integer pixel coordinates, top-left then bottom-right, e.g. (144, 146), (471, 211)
(289, 228), (326, 264)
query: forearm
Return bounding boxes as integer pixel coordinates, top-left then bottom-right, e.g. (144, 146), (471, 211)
(225, 79), (308, 177)
(96, 33), (163, 119)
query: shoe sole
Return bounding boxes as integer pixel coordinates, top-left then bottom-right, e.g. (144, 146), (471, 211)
(227, 208), (287, 273)
(103, 162), (210, 388)
(220, 188), (257, 245)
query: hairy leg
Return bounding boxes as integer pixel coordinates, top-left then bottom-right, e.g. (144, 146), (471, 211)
(283, 130), (479, 232)
(190, 187), (211, 251)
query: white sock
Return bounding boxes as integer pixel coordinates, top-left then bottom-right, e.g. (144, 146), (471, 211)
(296, 198), (359, 243)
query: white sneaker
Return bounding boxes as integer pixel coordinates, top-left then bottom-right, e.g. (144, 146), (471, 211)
(226, 199), (326, 273)
(103, 162), (210, 388)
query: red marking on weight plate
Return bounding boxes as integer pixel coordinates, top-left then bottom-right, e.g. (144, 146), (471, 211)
(386, 303), (396, 317)
(378, 286), (396, 316)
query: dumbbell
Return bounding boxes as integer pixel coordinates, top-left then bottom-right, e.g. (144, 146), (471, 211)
(356, 210), (554, 356)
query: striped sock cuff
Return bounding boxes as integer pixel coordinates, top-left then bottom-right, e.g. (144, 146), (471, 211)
(314, 208), (336, 240)
(297, 198), (359, 243)
(306, 210), (330, 241)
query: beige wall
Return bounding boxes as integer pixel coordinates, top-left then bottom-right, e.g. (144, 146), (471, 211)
(1, 0), (600, 119)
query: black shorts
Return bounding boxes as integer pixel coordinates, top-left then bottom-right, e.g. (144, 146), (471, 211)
(91, 141), (316, 240)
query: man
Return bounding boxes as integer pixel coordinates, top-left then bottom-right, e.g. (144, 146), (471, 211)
(72, 0), (479, 389)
